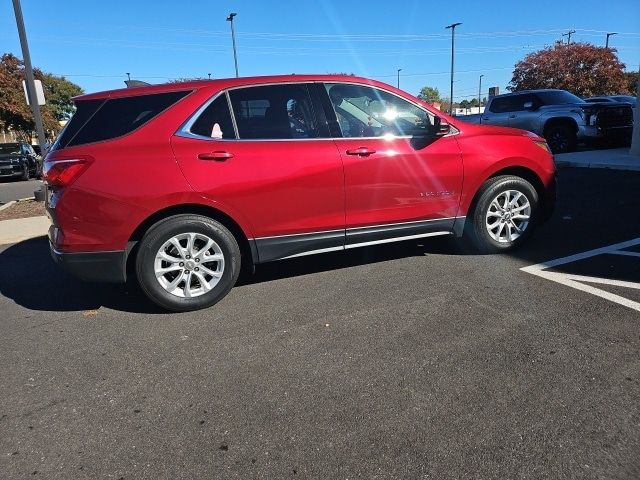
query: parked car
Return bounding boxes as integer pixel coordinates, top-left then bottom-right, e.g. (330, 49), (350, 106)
(471, 89), (634, 153)
(585, 95), (637, 121)
(44, 75), (556, 312)
(0, 141), (42, 180)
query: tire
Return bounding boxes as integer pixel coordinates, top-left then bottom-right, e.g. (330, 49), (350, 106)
(20, 163), (29, 181)
(544, 123), (576, 153)
(135, 214), (241, 312)
(463, 175), (539, 254)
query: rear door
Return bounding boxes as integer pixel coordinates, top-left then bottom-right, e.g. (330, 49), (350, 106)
(507, 93), (540, 132)
(171, 83), (345, 262)
(482, 96), (515, 126)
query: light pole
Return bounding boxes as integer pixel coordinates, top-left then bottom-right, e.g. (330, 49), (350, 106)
(227, 12), (239, 77)
(605, 32), (617, 48)
(445, 22), (462, 115)
(397, 68), (402, 89)
(478, 74), (484, 114)
(11, 0), (47, 152)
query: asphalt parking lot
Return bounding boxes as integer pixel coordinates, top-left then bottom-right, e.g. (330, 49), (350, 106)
(1, 167), (639, 479)
(0, 178), (41, 204)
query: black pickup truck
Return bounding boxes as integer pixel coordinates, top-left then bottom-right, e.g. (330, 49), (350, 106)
(0, 141), (42, 180)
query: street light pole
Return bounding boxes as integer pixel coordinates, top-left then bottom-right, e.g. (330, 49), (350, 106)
(226, 12), (239, 78)
(397, 68), (402, 89)
(478, 74), (484, 114)
(445, 22), (462, 116)
(11, 0), (47, 152)
(605, 32), (617, 48)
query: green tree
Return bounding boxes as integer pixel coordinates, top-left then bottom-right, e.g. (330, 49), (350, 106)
(459, 99), (470, 110)
(509, 43), (629, 97)
(417, 86), (441, 103)
(41, 73), (84, 121)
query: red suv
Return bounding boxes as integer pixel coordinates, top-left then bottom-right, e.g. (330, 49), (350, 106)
(44, 75), (556, 311)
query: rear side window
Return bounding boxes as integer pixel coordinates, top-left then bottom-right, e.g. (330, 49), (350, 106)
(55, 91), (190, 149)
(190, 95), (235, 139)
(228, 84), (320, 140)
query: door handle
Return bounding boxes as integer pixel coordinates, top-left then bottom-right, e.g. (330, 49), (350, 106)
(345, 147), (376, 156)
(198, 151), (234, 161)
(508, 114), (516, 119)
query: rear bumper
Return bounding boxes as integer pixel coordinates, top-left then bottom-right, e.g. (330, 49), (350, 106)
(50, 244), (127, 283)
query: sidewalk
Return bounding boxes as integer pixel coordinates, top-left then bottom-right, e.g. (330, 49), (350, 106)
(0, 215), (49, 245)
(555, 148), (640, 171)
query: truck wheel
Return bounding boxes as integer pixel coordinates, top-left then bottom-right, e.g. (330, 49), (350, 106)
(135, 214), (241, 312)
(20, 164), (30, 181)
(463, 175), (539, 254)
(545, 124), (576, 153)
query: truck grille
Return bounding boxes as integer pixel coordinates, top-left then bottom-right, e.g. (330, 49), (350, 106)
(596, 106), (633, 128)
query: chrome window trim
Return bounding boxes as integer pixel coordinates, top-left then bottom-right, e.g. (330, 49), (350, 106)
(175, 79), (458, 142)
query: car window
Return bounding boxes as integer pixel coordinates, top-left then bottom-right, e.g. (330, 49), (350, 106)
(324, 83), (433, 138)
(190, 94), (235, 139)
(489, 96), (523, 113)
(228, 84), (320, 140)
(56, 91), (190, 149)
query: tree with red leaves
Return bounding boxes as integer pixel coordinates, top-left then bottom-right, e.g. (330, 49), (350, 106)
(1, 53), (82, 139)
(508, 43), (630, 97)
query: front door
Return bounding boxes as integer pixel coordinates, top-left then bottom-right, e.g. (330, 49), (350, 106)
(320, 83), (463, 247)
(172, 83), (345, 262)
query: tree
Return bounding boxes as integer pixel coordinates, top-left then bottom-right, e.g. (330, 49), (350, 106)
(622, 71), (639, 95)
(508, 43), (629, 97)
(417, 86), (441, 103)
(41, 73), (83, 121)
(0, 53), (83, 138)
(459, 99), (470, 110)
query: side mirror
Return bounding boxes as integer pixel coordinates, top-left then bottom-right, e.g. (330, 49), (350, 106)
(411, 117), (450, 138)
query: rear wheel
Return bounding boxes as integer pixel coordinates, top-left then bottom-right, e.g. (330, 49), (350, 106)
(463, 175), (539, 253)
(135, 214), (241, 312)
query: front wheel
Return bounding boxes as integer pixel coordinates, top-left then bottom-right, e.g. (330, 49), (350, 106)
(135, 214), (241, 312)
(463, 175), (539, 254)
(545, 124), (576, 153)
(20, 163), (30, 181)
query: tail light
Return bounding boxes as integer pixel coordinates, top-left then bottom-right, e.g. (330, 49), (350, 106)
(43, 157), (93, 187)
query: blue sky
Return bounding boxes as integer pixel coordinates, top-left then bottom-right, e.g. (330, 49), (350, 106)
(1, 0), (639, 101)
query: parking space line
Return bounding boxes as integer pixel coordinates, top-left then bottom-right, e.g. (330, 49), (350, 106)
(521, 238), (640, 313)
(608, 250), (640, 258)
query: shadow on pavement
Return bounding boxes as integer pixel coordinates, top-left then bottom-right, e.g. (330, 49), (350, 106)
(0, 168), (638, 314)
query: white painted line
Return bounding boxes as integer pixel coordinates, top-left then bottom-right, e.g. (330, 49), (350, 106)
(522, 237), (640, 271)
(526, 269), (640, 312)
(564, 274), (640, 291)
(607, 250), (640, 258)
(521, 237), (640, 313)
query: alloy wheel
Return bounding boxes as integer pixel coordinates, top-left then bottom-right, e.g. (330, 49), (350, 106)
(154, 232), (225, 298)
(485, 190), (531, 243)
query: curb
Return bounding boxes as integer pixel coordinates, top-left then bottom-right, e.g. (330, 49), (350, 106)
(0, 201), (16, 212)
(0, 215), (49, 246)
(555, 160), (640, 171)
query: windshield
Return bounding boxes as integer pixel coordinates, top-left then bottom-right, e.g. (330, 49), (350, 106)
(536, 91), (585, 105)
(0, 143), (21, 155)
